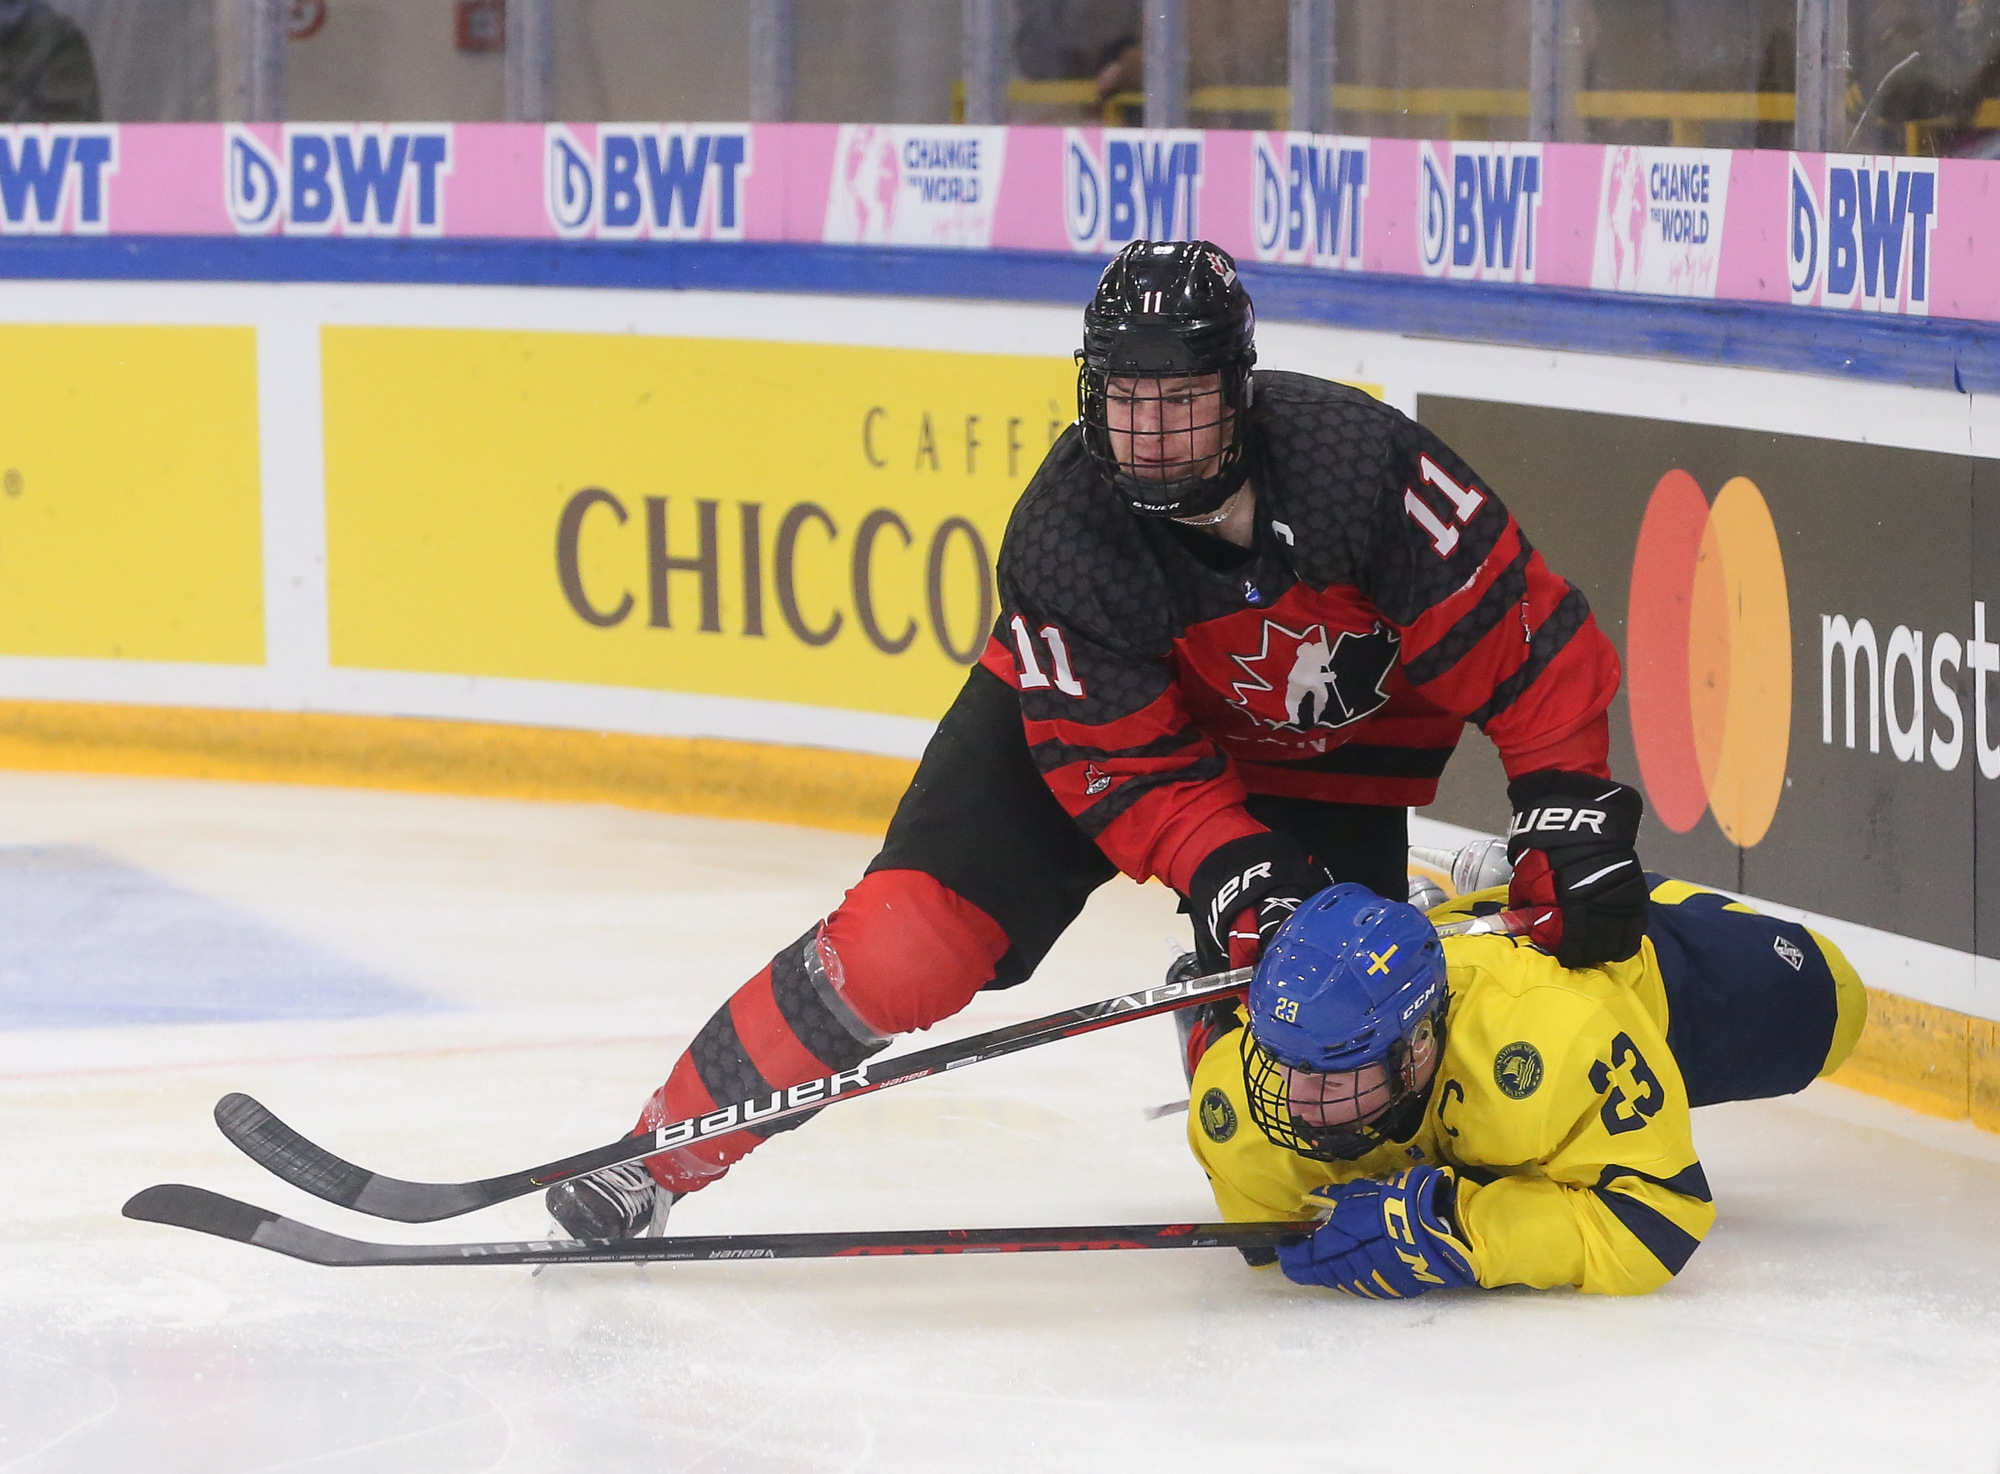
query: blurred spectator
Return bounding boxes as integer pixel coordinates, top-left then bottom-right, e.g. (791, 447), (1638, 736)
(0, 0), (99, 121)
(1015, 0), (1139, 83)
(1095, 39), (1141, 105)
(1190, 0), (1285, 128)
(1588, 0), (1791, 148)
(1849, 0), (2000, 156)
(1014, 0), (1139, 118)
(1929, 44), (2000, 154)
(1011, 0), (1288, 126)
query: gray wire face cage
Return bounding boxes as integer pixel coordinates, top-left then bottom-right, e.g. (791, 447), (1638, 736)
(1076, 240), (1257, 520)
(1240, 1008), (1446, 1163)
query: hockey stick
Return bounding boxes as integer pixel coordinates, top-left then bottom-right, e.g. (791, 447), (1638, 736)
(122, 1183), (1306, 1268)
(216, 908), (1535, 1226)
(215, 960), (1256, 1224)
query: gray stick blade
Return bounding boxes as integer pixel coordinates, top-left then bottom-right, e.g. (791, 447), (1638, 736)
(215, 1093), (373, 1209)
(214, 1092), (495, 1222)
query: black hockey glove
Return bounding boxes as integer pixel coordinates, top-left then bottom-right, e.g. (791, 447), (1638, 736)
(1188, 833), (1331, 974)
(1505, 771), (1647, 969)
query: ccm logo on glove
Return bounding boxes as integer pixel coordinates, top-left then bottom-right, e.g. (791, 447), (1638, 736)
(1276, 1165), (1478, 1299)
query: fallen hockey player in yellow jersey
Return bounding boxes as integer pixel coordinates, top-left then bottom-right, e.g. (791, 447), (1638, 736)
(1186, 876), (1867, 1297)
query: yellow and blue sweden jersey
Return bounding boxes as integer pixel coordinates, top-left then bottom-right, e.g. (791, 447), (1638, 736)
(1188, 876), (1866, 1296)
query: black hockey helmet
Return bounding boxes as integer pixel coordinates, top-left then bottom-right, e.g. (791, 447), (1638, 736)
(1076, 239), (1257, 520)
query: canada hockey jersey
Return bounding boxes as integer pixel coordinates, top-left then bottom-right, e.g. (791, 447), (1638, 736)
(1187, 879), (1867, 1295)
(980, 372), (1621, 895)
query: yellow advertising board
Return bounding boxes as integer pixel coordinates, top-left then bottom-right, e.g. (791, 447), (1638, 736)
(0, 325), (262, 663)
(322, 328), (1077, 721)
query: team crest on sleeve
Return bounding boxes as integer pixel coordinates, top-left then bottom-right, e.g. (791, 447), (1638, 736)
(1493, 1041), (1544, 1100)
(1226, 619), (1398, 732)
(1083, 763), (1112, 796)
(1199, 1087), (1238, 1142)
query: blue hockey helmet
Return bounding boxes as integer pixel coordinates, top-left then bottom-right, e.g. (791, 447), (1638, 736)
(1242, 883), (1449, 1161)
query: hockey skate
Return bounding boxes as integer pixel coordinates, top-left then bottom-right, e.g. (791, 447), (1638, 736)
(545, 1162), (676, 1241)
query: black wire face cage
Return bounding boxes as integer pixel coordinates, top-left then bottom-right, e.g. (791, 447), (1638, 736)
(1241, 1009), (1445, 1163)
(1076, 358), (1255, 519)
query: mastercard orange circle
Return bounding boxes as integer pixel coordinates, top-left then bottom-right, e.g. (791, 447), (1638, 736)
(1626, 472), (1790, 846)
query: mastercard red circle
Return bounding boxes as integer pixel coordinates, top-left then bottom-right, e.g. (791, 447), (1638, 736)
(1626, 470), (1791, 845)
(1627, 470), (1710, 833)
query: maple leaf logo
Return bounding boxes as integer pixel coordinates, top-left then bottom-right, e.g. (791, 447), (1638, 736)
(1226, 619), (1398, 732)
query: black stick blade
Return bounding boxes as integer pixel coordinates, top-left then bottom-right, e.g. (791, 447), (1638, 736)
(124, 1183), (428, 1266)
(124, 1183), (278, 1244)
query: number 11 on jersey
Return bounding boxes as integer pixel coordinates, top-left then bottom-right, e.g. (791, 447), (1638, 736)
(1011, 615), (1087, 697)
(1404, 454), (1486, 559)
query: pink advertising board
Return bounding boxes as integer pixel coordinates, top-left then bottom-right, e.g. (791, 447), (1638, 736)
(0, 120), (1987, 326)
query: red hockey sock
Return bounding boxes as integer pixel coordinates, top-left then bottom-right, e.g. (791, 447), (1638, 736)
(631, 870), (1010, 1194)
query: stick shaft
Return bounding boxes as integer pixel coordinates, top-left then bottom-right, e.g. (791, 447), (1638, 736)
(218, 962), (1252, 1222)
(122, 1184), (1306, 1268)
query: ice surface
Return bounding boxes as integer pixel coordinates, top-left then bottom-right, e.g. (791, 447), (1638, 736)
(0, 843), (434, 1028)
(0, 770), (1997, 1472)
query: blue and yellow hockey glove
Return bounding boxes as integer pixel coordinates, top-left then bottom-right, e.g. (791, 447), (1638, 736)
(1276, 1166), (1478, 1298)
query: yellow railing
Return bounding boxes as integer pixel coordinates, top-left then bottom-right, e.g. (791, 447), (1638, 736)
(1905, 97), (2000, 153)
(957, 78), (2000, 151)
(958, 80), (1799, 146)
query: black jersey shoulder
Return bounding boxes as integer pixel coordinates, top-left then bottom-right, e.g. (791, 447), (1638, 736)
(997, 423), (1183, 657)
(1249, 370), (1412, 588)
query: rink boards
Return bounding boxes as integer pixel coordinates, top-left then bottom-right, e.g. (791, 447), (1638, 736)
(0, 265), (1993, 1123)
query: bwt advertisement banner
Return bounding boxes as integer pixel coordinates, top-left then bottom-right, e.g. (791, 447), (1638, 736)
(1417, 396), (1999, 965)
(9, 121), (2000, 325)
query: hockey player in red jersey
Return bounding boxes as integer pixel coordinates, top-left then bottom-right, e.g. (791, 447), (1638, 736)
(546, 239), (1648, 1242)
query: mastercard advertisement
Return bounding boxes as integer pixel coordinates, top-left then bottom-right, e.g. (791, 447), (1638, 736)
(1416, 396), (1990, 962)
